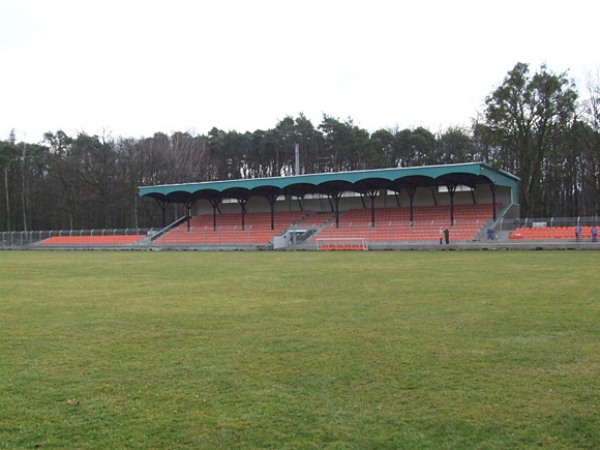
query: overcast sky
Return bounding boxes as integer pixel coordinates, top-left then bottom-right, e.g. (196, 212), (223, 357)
(1, 0), (598, 143)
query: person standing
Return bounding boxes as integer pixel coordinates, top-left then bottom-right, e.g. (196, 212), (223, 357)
(592, 225), (598, 242)
(444, 228), (450, 245)
(575, 224), (582, 242)
(439, 227), (443, 245)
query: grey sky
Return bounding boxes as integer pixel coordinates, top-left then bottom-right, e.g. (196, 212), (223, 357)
(1, 0), (598, 142)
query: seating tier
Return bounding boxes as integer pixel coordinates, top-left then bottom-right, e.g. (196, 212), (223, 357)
(311, 204), (497, 243)
(509, 226), (596, 240)
(154, 211), (306, 245)
(40, 235), (145, 245)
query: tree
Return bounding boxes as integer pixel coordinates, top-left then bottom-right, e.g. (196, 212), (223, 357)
(44, 130), (80, 228)
(0, 137), (19, 230)
(479, 63), (578, 216)
(392, 127), (436, 167)
(319, 115), (370, 171)
(579, 71), (600, 215)
(368, 129), (395, 168)
(292, 114), (326, 174)
(263, 114), (326, 175)
(436, 127), (475, 164)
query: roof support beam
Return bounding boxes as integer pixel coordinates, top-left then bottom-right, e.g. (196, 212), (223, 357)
(359, 194), (366, 209)
(329, 192), (343, 228)
(184, 200), (194, 231)
(326, 195), (334, 213)
(208, 196), (221, 231)
(394, 190), (401, 207)
(406, 185), (417, 226)
(489, 182), (497, 220)
(431, 187), (438, 206)
(447, 184), (457, 225)
(364, 189), (378, 227)
(296, 194), (304, 211)
(265, 193), (279, 230)
(154, 198), (170, 228)
(237, 197), (248, 230)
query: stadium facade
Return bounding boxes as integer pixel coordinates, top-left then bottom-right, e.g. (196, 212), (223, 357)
(139, 162), (519, 228)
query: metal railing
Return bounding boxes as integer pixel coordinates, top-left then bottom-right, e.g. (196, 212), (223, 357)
(0, 228), (157, 248)
(3, 215), (597, 248)
(497, 216), (600, 233)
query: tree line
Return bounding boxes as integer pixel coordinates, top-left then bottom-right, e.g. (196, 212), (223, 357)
(1, 62), (600, 232)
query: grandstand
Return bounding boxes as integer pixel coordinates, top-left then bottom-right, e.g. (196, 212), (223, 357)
(146, 202), (498, 248)
(134, 163), (518, 249)
(5, 162), (596, 250)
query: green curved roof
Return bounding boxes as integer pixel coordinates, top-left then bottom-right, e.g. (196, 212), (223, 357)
(138, 162), (519, 203)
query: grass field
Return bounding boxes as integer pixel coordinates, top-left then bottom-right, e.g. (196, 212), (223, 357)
(1, 250), (599, 449)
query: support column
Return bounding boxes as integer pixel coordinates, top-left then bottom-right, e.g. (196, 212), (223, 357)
(208, 196), (221, 231)
(296, 194), (304, 211)
(447, 184), (457, 225)
(184, 200), (194, 232)
(327, 195), (334, 213)
(489, 182), (497, 220)
(237, 197), (248, 230)
(155, 198), (169, 228)
(265, 193), (279, 230)
(406, 185), (417, 226)
(394, 189), (401, 207)
(431, 187), (438, 206)
(365, 189), (378, 227)
(330, 192), (343, 228)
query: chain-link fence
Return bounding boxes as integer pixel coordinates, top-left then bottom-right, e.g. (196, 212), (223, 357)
(3, 214), (599, 248)
(496, 216), (600, 233)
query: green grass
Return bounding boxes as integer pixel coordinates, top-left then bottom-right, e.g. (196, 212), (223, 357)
(1, 250), (599, 449)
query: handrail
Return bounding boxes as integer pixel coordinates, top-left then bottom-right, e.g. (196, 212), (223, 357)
(148, 216), (187, 241)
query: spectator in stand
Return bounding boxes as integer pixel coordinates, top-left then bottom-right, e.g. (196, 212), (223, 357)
(592, 225), (598, 242)
(444, 228), (450, 245)
(575, 224), (582, 242)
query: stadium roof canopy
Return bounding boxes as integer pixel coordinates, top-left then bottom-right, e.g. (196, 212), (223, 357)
(139, 162), (519, 228)
(139, 162), (518, 203)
